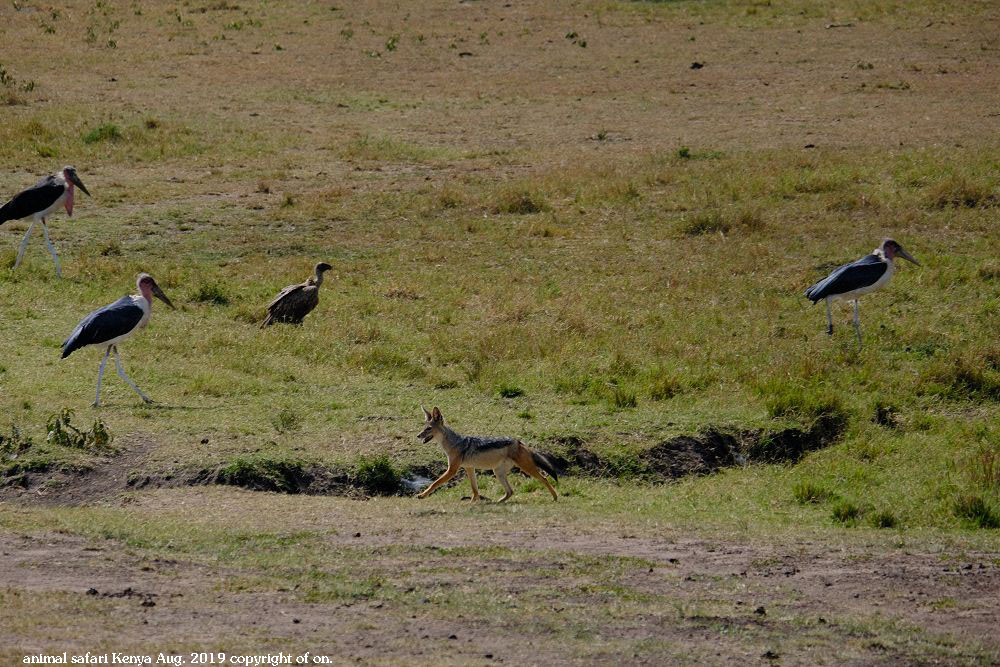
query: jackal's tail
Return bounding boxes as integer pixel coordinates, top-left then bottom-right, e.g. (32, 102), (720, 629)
(531, 450), (559, 482)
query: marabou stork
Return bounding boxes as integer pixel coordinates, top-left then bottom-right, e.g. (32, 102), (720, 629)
(260, 262), (332, 327)
(805, 238), (919, 348)
(0, 166), (91, 277)
(62, 273), (175, 407)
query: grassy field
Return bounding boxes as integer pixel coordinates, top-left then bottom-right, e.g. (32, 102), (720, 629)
(1, 0), (999, 663)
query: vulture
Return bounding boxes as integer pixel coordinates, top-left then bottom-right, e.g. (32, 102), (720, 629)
(261, 262), (332, 327)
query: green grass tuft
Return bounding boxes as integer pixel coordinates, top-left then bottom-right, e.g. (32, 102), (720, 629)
(764, 384), (846, 424)
(792, 482), (837, 505)
(831, 501), (863, 525)
(953, 495), (1000, 529)
(82, 123), (123, 144)
(496, 383), (525, 399)
(190, 282), (230, 305)
(217, 453), (309, 493)
(869, 510), (899, 529)
(492, 188), (548, 215)
(270, 408), (302, 433)
(680, 211), (729, 236)
(920, 350), (1000, 402)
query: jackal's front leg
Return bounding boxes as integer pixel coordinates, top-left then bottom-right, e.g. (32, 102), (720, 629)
(465, 467), (481, 502)
(417, 461), (460, 499)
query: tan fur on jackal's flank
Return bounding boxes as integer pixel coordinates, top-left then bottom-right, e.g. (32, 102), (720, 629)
(416, 406), (558, 502)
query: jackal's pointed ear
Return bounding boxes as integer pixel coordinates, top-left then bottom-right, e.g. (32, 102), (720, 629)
(431, 406), (442, 423)
(422, 405), (432, 421)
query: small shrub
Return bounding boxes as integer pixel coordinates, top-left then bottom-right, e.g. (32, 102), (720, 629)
(0, 424), (34, 457)
(681, 211), (729, 236)
(99, 240), (123, 257)
(270, 408), (302, 433)
(517, 410), (534, 420)
(82, 123), (122, 144)
(0, 64), (15, 88)
(733, 207), (765, 232)
(190, 282), (230, 305)
(871, 400), (899, 428)
(45, 409), (113, 451)
(831, 501), (862, 525)
(438, 187), (463, 209)
(385, 35), (399, 51)
(869, 510), (898, 529)
(792, 482), (836, 505)
(493, 188), (547, 215)
(353, 455), (400, 495)
(497, 384), (524, 399)
(953, 494), (1000, 529)
(677, 146), (691, 159)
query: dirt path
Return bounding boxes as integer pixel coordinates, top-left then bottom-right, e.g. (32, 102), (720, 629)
(2, 512), (997, 665)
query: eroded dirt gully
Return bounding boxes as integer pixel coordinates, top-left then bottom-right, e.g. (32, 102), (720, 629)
(2, 417), (843, 501)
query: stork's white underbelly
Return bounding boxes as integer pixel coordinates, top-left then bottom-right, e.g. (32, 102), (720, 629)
(34, 190), (67, 221)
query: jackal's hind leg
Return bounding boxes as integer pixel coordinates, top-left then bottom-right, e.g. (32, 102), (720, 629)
(495, 467), (514, 503)
(515, 447), (558, 501)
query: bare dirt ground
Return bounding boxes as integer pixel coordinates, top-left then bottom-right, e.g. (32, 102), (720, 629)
(3, 505), (999, 665)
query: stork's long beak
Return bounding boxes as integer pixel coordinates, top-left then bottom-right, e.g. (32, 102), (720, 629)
(70, 172), (91, 197)
(152, 283), (176, 309)
(897, 248), (920, 266)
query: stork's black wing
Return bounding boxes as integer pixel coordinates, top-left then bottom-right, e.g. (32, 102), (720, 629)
(805, 254), (888, 302)
(0, 175), (65, 224)
(61, 297), (144, 358)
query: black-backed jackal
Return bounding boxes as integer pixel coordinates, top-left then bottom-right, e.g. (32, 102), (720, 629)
(416, 406), (559, 502)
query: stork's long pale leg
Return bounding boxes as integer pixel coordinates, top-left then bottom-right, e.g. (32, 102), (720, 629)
(825, 297), (833, 336)
(852, 300), (863, 350)
(14, 221), (35, 270)
(112, 346), (153, 404)
(94, 347), (112, 407)
(41, 222), (62, 277)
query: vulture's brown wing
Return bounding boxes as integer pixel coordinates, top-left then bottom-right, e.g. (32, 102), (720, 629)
(266, 284), (319, 323)
(266, 283), (305, 313)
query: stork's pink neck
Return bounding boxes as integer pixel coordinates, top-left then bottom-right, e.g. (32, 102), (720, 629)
(64, 180), (75, 216)
(138, 281), (154, 305)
